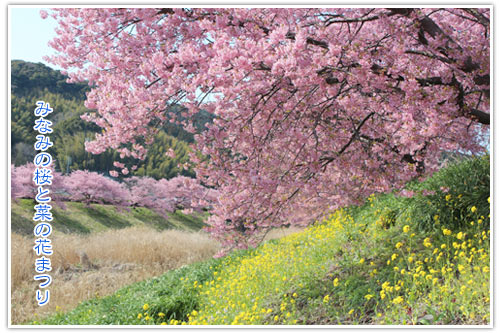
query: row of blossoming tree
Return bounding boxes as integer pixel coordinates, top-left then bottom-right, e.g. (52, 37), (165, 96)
(42, 8), (490, 254)
(11, 163), (218, 216)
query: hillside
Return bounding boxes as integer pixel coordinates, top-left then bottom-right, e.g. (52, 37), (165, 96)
(11, 199), (207, 236)
(28, 155), (490, 326)
(11, 60), (212, 179)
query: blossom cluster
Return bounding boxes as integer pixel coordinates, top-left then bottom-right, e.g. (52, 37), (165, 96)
(44, 8), (490, 251)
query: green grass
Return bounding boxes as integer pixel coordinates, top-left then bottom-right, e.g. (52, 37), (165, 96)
(31, 155), (490, 325)
(11, 200), (208, 235)
(32, 250), (254, 325)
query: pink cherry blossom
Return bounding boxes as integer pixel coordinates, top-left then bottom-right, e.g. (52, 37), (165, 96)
(45, 8), (490, 254)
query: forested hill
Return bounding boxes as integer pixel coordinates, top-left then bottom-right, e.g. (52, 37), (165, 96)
(11, 60), (211, 180)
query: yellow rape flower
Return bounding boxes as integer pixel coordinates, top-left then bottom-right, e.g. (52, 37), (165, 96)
(392, 296), (404, 304)
(403, 225), (410, 233)
(471, 206), (477, 213)
(143, 304), (149, 311)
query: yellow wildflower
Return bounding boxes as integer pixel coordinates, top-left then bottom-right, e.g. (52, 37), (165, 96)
(392, 296), (404, 304)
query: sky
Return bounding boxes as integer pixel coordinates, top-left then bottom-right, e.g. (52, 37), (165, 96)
(10, 7), (60, 69)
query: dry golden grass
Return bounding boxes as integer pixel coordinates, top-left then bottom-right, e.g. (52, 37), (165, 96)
(10, 225), (302, 325)
(11, 227), (219, 325)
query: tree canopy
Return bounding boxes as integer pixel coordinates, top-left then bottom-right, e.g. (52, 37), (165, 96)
(45, 8), (490, 252)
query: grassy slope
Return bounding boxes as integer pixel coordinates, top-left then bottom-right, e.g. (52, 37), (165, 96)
(11, 199), (207, 235)
(33, 156), (490, 325)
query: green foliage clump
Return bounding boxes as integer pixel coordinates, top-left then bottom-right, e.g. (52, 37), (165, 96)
(404, 155), (490, 232)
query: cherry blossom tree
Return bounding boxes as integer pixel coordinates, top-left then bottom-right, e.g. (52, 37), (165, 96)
(126, 175), (218, 216)
(12, 162), (213, 216)
(45, 8), (490, 252)
(11, 163), (66, 202)
(62, 170), (131, 206)
(11, 163), (37, 199)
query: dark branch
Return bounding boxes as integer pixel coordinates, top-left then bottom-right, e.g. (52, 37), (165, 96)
(469, 108), (490, 125)
(285, 31), (329, 49)
(320, 112), (375, 167)
(461, 8), (490, 27)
